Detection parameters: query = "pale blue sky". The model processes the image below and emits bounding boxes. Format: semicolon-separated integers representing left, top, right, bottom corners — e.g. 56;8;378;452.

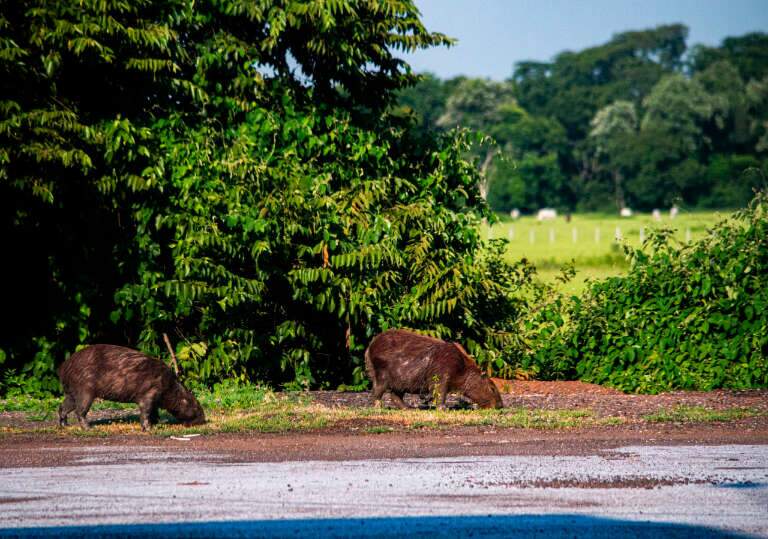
401;0;768;80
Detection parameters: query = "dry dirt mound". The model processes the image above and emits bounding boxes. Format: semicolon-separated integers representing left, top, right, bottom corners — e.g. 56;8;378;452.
492;379;623;395
309;387;768;419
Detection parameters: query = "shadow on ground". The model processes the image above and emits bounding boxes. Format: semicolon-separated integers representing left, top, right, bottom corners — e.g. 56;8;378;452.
0;514;753;538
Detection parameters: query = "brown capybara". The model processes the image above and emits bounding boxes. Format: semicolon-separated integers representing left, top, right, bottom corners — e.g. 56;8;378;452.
364;329;503;409
58;344;205;430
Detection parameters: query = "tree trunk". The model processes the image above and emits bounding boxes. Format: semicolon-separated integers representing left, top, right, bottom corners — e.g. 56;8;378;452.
613;169;625;212
478;148;495;200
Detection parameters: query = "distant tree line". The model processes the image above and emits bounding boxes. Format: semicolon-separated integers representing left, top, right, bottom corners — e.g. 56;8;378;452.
396;25;768;213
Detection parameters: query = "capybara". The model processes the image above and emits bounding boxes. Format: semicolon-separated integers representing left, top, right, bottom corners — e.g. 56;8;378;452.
58;344;205;430
364;329;503;409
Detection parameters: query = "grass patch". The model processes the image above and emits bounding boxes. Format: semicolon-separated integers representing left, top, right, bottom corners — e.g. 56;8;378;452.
0;395;61;413
152;404;619;436
0;382;276;415
8;393;621;436
4;382;761;438
643;406;761;423
0;394;136;414
485;210;721;295
195;380;280;410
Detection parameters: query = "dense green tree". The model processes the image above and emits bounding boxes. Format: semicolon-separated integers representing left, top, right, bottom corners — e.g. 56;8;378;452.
114;106;528;388
436;78;519;198
503;24;695;212
513;24;687;139
3;0;533;393
487;152;566;213
613;74;714;208
396;25;768;213
747;76;768;153
395;73;463;134
485;110;569;212
498;114;568;157
640;74;714;153
588;100;638;210
434;78;571;210
700;154;766;208
694;60;750;151
437;79;518;130
690;33;768;83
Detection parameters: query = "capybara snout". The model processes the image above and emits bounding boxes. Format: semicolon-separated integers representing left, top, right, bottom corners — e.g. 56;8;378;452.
58;344;205;430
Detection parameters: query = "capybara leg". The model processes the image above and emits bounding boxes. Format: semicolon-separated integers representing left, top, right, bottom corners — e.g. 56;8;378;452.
139;406;153;431
439;380;448;410
369;384;386;407
138;393;160;431
74;394;94;429
58;394;75;427
437;380;449;410
390;391;410;409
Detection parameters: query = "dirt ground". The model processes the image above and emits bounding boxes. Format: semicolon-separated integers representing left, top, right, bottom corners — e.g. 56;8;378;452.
1;383;766;468
313;381;768;418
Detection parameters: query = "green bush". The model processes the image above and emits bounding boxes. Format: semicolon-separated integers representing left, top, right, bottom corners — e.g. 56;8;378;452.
1;0;532;394
528;192;768;392
114;103;534;386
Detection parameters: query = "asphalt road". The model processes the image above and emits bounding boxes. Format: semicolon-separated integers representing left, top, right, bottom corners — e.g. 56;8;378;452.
0;444;766;538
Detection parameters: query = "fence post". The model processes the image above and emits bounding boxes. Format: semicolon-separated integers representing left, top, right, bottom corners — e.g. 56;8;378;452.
639;226;645;243
572;228;578;243
595;227;600;243
529;229;535;244
508;225;515;241
615;226;622;241
549;228;555;243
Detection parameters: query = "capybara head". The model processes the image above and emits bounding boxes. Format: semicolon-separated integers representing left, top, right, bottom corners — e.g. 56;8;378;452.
164;383;206;426
472;375;504;409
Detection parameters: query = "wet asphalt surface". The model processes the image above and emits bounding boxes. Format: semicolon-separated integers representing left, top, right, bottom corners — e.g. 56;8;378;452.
0;444;766;538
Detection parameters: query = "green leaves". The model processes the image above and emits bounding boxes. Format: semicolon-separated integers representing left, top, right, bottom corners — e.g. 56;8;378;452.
113;99;530;386
540;193;768;393
1;0;534;393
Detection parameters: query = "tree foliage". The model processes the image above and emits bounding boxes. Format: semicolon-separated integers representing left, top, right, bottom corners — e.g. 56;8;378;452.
2;0;531;394
587;100;637;210
520;193;768;393
115;105;530;388
399;26;768;213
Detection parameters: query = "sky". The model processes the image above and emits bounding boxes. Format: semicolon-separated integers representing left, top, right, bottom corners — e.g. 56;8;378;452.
400;0;768;80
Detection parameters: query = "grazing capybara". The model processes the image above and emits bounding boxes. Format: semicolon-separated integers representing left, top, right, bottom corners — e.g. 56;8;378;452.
58;344;205;430
365;329;503;409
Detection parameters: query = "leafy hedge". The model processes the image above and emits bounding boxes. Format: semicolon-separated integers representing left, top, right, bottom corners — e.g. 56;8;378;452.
4;0;532;395
112;102;532;388
524;192;768;393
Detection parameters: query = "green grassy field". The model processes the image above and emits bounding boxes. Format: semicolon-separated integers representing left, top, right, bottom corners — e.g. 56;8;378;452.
485;210;725;294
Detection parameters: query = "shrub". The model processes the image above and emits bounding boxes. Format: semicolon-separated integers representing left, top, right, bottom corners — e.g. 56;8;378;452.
113;102;534;387
1;0;533;394
530;192;768;392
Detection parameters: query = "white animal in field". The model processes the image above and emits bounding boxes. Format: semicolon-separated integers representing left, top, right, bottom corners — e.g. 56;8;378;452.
620;207;633;217
652;209;661;221
536;208;557;221
510;208;521;220
670;206;679;219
